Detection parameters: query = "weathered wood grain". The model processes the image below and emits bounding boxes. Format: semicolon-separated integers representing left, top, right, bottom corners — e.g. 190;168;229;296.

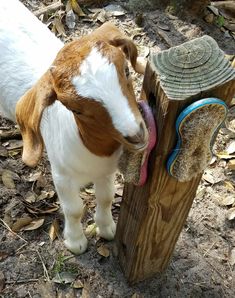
116;36;235;283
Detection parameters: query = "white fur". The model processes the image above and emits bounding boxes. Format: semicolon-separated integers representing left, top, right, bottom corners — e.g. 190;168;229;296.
72;47;139;137
0;0;136;254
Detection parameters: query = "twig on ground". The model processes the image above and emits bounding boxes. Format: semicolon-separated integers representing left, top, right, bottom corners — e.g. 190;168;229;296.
0;219;27;243
5;278;39;284
34;1;63;17
36;250;50;282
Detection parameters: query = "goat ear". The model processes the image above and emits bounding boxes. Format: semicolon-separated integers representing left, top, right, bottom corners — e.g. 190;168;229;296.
16;71;56;167
110;38;145;74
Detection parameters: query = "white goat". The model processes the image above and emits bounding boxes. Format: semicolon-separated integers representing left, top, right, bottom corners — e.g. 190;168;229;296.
0;0;148;254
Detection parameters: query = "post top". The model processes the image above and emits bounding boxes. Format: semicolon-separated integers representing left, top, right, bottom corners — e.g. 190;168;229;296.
151;35;235;100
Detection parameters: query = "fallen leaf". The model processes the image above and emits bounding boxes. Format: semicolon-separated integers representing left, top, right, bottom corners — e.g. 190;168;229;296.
85;223;97;237
6;140;23;150
85;187;94;195
0;251;8;262
49;219;60;242
217;195;235;206
37;190;55;201
96;9;107;23
1;169;16;189
53;17;66;37
66;9;76;29
0;145;8;157
81;284;90;298
228;159;235;170
70;0;86;16
27;171;42;182
216;152;235;159
229;248;235;266
224;180;235;190
157;21;170;31
0;271;5;293
73;279;84;289
36;175;47;188
12;217;33;232
53;272;77;284
104;4;126;17
3;212;13;229
25;191;37;203
97;245;110;257
227;207;235;220
23;218;45;231
204;13;214;23
202;172;215;184
226;141;235;154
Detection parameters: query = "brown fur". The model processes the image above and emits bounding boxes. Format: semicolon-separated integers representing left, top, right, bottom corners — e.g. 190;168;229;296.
16;22;148;167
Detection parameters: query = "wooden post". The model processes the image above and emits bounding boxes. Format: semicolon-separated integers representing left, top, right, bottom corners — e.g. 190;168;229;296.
116;36;235;283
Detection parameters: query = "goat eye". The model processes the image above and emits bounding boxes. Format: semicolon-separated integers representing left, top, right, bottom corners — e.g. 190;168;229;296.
125;66;130;77
72;110;81;115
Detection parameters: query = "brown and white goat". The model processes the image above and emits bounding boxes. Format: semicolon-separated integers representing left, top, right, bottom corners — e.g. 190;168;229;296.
0;0;148;254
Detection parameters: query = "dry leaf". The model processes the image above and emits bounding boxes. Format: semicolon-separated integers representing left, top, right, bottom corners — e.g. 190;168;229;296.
229;248;235;266
49;219;60;241
85;223;97;237
97;245;110;257
37;190;55;201
216;152;235;159
66;9;76;29
0;271;5;293
54;17;66;37
36;175;47;188
81;284;90;298
226;141;235;154
104;4;126;16
1;169;16;189
96;9;107;23
0;145;8;157
53;272;77;284
27;171;42;182
224;180;234;190
23;218;45;231
6;140;23;150
0;251;8;262
228;159;235;170
3;212;13;229
12;217;33;232
202;172;215;184
218;195;235;206
25;191;37;203
227;207;235;220
70;0;86;16
73;279;84;289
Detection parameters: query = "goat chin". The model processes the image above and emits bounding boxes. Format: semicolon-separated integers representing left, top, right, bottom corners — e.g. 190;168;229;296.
0;0;145;254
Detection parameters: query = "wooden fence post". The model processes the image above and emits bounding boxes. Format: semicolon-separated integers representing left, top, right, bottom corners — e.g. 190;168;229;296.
115;36;235;283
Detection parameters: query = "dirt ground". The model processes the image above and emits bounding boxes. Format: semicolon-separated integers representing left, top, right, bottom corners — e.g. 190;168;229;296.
0;1;235;297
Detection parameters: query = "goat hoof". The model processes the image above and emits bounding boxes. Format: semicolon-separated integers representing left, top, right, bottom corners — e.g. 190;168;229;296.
64;235;88;255
96;221;116;241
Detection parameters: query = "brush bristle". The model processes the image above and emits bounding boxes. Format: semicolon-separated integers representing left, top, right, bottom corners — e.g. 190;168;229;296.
171;104;226;181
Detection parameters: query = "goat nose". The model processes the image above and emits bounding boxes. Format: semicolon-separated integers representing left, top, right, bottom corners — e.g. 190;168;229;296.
125;122;146;145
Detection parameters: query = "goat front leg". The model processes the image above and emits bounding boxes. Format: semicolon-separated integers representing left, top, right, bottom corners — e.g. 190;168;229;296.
94;174;116;240
53;173;88;254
